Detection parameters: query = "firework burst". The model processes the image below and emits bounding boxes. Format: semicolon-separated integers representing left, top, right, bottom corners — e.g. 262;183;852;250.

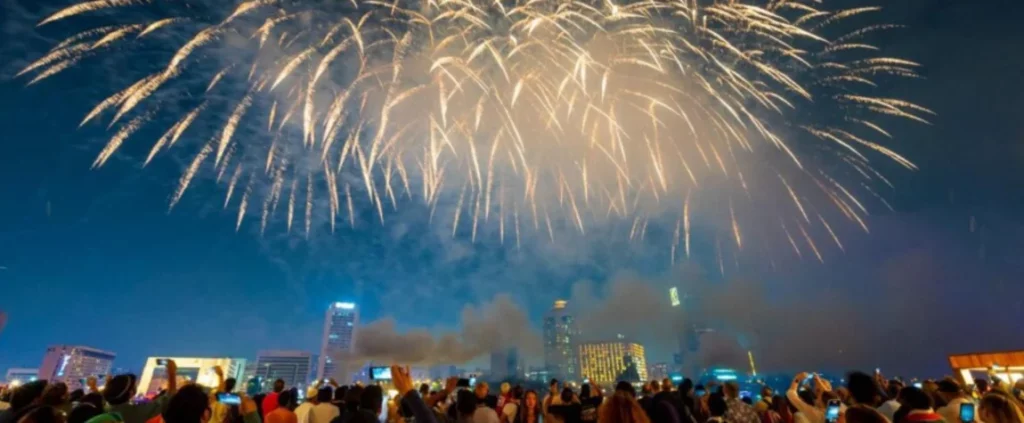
22;0;931;266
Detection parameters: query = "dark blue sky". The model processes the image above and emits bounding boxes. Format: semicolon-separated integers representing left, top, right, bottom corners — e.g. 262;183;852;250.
1;0;1023;378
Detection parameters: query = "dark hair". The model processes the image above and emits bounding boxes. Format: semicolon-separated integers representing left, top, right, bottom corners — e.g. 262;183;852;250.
418;384;430;396
580;384;592;399
41;382;69;407
457;390;478;416
615;381;636;398
708;393;727;417
975;379;989;392
12;380;49;410
103;375;136;406
680;379;694;395
511;385;524;400
68;389;85;404
847;372;879;406
79;393;104;409
741;397;753;405
273;379;286;393
900;387;933;411
457;379;471;388
163;385;210;423
845;405;889;423
885;382;901;400
14;405;63;423
549;379;559;387
361;385;384;414
317;387;333;403
344;386;364;411
335;386;348;402
560;387;573;403
68;402;103;423
277;389;295;407
224;378;237;393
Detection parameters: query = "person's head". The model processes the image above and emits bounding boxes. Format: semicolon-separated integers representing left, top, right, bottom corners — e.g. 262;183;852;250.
224;378;237;394
741;397;752;405
976;379;990;393
344;385;363;410
316;387;333;403
524;390;539;409
500;383;511;396
475;382;489;400
14;405;65;423
844;404;890;423
79;393;104;410
640;382;651;395
708;393;727;417
277;389;295;408
722;382;740;399
68;402;103;423
511;386;524;401
648;380;660;393
419;384;430;397
936;378;963;402
792;390;815;413
335;386;348;402
679;379;694;396
272;379;285;394
661;379;673;392
456;389;477;417
922;380;938;393
770;395;789;415
580;384;592;399
979;391;1024;423
40;382;68;407
68;389;85;404
760;386;773;399
549;379;559;391
885;382;901;402
456;379;470;389
103;375;136;406
163;385;211;423
694;385;705;397
900;387;933;411
560;387;573;403
598;392;650;423
360;385;383;415
12;380;50;410
616;381;637;398
846;371;880;406
304;388;319;403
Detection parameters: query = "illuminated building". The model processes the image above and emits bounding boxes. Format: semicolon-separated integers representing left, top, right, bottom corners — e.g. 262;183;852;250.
38;345;115;390
648;362;670;381
317;302;359;381
577;339;648;384
5;368;38;385
137;357;247;395
544;300;579;381
255;350;314;389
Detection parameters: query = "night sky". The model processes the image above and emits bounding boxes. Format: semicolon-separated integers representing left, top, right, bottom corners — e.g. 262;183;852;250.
1;0;1023;378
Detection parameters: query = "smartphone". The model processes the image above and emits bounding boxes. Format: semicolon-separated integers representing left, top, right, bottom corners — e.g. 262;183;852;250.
825;399;841;423
960;403;975;423
370;366;392;380
914;382;923;389
217;393;241;405
155;359;168;366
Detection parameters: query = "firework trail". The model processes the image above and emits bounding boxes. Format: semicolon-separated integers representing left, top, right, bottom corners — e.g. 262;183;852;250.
22;0;930;265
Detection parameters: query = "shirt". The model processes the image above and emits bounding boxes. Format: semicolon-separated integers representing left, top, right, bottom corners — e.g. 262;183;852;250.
878;400;901;422
266;408;299;423
108;394;172;423
937;397;971;423
295;402;315;423
724;398;759;423
310;402;340;423
263;392;281;415
501;402;518;423
473;407;501;423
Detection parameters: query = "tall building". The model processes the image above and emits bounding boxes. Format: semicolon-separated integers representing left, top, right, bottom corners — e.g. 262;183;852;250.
489;348;521;381
38;345;115;390
254;350;315;389
543;300;578;381
5;368;38;385
317;302;359;381
137;357;247;395
577;338;648;385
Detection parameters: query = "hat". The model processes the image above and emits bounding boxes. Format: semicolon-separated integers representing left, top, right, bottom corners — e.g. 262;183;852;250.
936;379;962;394
306;387;319;399
103;375;137;405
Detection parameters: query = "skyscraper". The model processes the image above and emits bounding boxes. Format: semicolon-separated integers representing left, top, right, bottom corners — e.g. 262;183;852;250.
255;350;314;389
489;348;521;381
543;300;578;381
38;345;115;390
577;338;648;384
317;302;359;381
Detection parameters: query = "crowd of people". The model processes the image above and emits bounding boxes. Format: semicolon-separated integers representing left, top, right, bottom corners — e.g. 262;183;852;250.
2;363;1024;423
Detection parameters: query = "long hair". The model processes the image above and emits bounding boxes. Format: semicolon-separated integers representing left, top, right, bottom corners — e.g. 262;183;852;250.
598;392;650;423
980;392;1024;423
517;390;540;423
